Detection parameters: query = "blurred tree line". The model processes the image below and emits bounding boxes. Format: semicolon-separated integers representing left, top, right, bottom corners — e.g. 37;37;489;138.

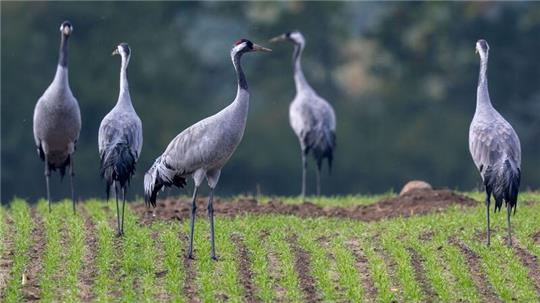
2;2;540;203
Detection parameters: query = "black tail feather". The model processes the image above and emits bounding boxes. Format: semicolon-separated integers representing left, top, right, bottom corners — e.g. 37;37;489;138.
307;129;336;175
484;159;520;213
144;159;186;208
100;143;137;200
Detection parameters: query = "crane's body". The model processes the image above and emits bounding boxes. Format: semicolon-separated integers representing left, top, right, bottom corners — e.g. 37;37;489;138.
144;39;270;260
33;21;81;213
99;43;142;235
469;39;521;246
271;31;336;198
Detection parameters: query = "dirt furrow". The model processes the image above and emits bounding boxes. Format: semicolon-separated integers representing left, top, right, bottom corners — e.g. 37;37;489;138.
316;236;341;295
407;247;436;301
0;216;15;298
288;234;320;303
20;208;45;301
181;233;199;303
371;235;403;301
346;238;377;301
152;229;169;302
78;208;98;302
231;233;259;303
511;237;540;297
260;230;287;302
448;237;502;303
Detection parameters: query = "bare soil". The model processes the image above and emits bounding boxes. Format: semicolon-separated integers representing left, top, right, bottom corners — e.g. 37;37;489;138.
511;237;540;297
407;247;436;301
448;237;502;303
181;233;199;303
21;209;45;301
133;189;477;224
288;234;320;303
231;233;258;303
78;208;98;302
0;216;15;298
345;238;377;301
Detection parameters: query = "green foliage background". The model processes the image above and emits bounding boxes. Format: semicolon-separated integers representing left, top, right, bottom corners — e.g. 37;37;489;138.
2;2;540;202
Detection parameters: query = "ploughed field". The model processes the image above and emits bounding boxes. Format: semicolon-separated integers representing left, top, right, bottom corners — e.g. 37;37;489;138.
1;190;540;302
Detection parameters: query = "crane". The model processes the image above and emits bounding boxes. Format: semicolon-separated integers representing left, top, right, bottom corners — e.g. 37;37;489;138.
33;21;81;213
98;43;143;236
469;39;521;246
144;39;271;259
270;31;336;198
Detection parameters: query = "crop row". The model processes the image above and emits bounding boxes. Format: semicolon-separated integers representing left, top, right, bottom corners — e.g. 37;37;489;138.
0;197;539;302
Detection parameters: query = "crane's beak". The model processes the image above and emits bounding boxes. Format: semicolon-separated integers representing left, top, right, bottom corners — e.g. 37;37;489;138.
112;49;119;56
252;43;272;52
269;34;287;43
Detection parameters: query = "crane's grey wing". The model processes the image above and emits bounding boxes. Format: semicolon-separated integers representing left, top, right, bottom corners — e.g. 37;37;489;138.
160;121;212;176
469;119;521;175
98;112;142;160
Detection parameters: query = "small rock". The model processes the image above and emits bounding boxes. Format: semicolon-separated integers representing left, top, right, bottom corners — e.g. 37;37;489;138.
399;180;432;196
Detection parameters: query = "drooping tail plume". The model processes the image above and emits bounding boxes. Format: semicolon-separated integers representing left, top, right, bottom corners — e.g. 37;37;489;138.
144;156;186;208
100;142;137;200
484;158;520;213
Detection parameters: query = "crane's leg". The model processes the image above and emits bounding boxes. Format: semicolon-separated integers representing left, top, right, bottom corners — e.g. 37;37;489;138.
115;182;121;236
207;189;217;260
188;186;199;259
69;155;76;214
507;206;512;246
44;156;52;213
301;150;307;199
485;191;491;246
121;187;127;236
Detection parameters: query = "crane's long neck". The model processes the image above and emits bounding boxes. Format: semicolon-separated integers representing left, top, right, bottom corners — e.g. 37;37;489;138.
476;54;492;111
117;54;132;107
232;50;248;91
54;33;70;85
292;42;310;93
231;49;250;123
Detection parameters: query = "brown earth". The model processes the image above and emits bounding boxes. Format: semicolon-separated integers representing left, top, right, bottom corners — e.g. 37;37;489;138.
511;237;540;297
448;237;502;303
133;189;477;224
288;234;320;303
231;233;258;303
345;238;377;301
78;208;98;302
407;247;436;301
20;209;45;301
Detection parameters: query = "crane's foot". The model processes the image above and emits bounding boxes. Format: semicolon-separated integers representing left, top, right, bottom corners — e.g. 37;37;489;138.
211;255;218;261
188;253;195;260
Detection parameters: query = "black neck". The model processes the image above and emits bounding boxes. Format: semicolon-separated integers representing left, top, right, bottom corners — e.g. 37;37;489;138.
58;33;69;67
233;51;248;90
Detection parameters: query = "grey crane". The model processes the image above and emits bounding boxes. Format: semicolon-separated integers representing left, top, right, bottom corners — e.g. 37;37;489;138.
469;39;521;246
144;39;271;260
270;31;336;198
98;43;143;236
33;21;81;213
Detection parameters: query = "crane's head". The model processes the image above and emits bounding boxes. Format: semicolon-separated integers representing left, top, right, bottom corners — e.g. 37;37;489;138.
60;21;73;36
475;39;489;59
112;43;131;57
232;39;272;55
269;31;305;45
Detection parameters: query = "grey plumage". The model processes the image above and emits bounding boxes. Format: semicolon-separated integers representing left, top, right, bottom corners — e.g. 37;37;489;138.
270;31;336;198
98;43;142;235
469;39;521;246
144;39;271;260
33;21;81;213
